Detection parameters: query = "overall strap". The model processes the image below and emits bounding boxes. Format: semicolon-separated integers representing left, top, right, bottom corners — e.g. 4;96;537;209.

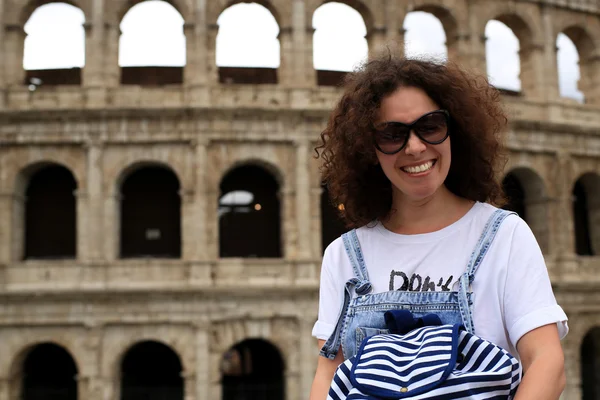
341;230;372;296
458;209;515;334
320;231;373;360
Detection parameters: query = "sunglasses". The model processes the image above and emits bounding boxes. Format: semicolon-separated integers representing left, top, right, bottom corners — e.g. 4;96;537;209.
373;109;450;155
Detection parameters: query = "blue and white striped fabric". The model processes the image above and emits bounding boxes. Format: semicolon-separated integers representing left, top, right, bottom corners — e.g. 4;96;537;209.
328;324;521;400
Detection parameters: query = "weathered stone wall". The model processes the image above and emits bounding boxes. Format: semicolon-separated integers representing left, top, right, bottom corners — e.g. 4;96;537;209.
0;0;599;399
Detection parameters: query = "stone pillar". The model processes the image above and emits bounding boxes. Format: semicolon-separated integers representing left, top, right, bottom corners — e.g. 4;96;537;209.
540;5;560;102
206;24;219;85
464;10;487;74
195;327;209;400
367;27;388;58
103;193;120;261
85;143;104;262
4;24;25;87
519;42;546;100
184;22;207;86
75;189;89;261
578;54;600;106
278;26;294;86
10;192;25;262
180;188;196;261
300;316;318;396
103;22;121;87
555;153;576;259
295;140;311;260
291;0;314;87
281;186;296;260
0;192;12;264
561;327;582;400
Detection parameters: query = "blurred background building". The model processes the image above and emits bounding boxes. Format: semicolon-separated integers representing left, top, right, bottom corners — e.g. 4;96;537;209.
0;0;598;399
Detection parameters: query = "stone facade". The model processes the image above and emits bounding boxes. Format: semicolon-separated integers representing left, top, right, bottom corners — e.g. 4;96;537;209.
0;0;599;399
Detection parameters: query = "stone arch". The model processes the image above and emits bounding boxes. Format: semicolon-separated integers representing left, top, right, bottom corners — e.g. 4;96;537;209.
221;338;285;400
403;5;454;61
573;172;600;256
560;25;600;104
119;340;184;400
218;162;282;258
312;1;368;84
581;327;600;399
115;160;183;193
219;158;286;190
502;167;550;253
209;318;297;400
19;0;88;26
12;161;79;261
117;162;181;258
116;0;190;24
8;341;80;400
408;3;462;49
209;0;284;28
308;0;374;33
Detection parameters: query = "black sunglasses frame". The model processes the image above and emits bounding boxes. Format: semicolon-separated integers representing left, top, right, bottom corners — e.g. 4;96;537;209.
373;109;451;155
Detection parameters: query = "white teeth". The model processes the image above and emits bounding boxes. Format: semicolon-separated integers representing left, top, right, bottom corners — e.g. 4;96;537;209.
402;161;434;174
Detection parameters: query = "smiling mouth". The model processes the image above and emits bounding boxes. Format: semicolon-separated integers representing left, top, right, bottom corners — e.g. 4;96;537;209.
401;160;436;174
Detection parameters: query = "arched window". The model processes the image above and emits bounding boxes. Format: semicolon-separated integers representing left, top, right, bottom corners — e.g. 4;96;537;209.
219;165;281;258
121;341;183;400
502;168;549;253
404;11;447;62
119;0;186;85
573;173;600;256
120;166;181;258
24;165;77;259
321;185;347;254
557;33;584;102
221;339;285;400
312;2;368;86
581;328;600;400
216;3;279;84
21;343;78;400
24;3;85;86
485;20;520;93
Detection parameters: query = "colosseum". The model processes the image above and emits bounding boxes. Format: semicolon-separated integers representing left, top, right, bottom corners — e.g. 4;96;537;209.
0;0;599;399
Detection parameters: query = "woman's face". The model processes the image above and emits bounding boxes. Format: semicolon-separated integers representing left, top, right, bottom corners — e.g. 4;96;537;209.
374;86;451;203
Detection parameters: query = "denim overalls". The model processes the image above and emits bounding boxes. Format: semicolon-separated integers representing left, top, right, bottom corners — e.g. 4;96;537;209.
320;209;514;360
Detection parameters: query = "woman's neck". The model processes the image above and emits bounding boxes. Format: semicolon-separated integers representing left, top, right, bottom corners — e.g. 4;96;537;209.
382;186;474;235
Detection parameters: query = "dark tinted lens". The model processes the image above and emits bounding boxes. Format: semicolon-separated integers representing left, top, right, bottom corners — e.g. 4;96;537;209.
374;124;409;153
414;112;448;143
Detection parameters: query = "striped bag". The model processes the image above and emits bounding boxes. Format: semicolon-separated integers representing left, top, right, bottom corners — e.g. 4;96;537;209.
328;323;521;400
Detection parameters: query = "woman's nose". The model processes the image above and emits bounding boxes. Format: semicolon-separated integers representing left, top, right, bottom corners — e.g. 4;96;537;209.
404;131;427;155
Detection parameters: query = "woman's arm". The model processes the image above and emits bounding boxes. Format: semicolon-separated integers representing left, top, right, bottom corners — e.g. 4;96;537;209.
513;324;566;400
309;340;344;400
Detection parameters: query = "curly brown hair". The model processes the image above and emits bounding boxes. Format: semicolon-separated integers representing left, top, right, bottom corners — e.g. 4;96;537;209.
316;54;508;228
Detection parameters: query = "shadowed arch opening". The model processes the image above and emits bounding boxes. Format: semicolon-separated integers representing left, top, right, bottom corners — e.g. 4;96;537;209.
321;184;347;254
502;168;549;253
216;3;280;84
20;164;77;260
119;0;186;85
404;10;448;62
120;165;181;258
24;2;85;86
221;339;285;400
219;164;281;257
573;173;600;256
19;343;78;400
120;341;183;400
312;2;368;86
582;327;600;400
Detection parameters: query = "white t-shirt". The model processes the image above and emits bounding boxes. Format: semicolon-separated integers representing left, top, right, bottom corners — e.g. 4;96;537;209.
312;202;568;358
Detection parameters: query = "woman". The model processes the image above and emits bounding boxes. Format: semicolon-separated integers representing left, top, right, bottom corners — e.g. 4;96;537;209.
309;55;568;399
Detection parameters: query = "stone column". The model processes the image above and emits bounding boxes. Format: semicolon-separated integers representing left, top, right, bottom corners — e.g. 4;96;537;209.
103;192;120;261
295;140;311;260
464;9;487;74
187;142;209;266
291;0;314;87
103;22;121;87
519;42;546;100
540;5;560;102
4;24;25;87
300;316;318;396
281;186;296;260
194;327;209;400
206;24;219;85
85;142;104;262
75;189;89;261
0;192;13;264
367;26;388;58
278;26;294;86
578;54;600;106
180;188;196;262
561;326;582;400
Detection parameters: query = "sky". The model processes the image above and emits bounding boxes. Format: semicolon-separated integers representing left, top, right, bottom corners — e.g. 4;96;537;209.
23;1;582;101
